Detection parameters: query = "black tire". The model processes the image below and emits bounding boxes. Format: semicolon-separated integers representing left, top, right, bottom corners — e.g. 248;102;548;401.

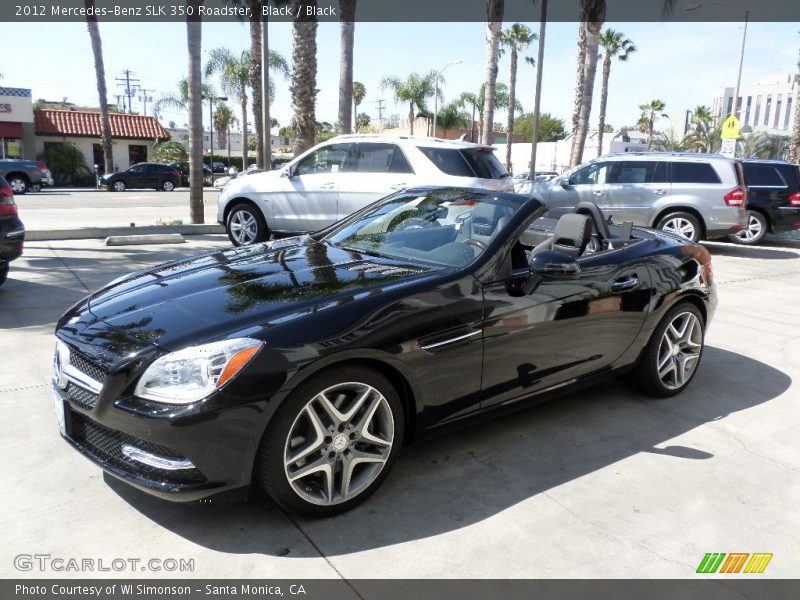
226;202;268;246
656;211;702;243
255;365;404;517
162;180;176;192
8;175;28;195
729;210;767;245
112;180;126;192
30;183;42;193
629;302;705;398
0;262;8;286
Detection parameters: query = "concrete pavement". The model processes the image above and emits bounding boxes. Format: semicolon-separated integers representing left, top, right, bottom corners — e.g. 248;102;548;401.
1;236;799;578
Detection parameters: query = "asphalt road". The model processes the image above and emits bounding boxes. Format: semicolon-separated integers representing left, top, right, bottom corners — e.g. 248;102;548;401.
1;236;799;579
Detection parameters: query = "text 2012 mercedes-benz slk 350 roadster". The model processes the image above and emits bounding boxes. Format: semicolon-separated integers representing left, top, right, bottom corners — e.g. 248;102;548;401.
53;186;716;516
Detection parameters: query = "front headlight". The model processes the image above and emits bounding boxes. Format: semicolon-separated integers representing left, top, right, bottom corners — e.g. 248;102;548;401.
134;338;263;404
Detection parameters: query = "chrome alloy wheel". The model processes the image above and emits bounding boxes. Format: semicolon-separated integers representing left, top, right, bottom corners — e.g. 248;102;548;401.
661;217;696;241
657;312;703;390
284;382;395;506
229;209;259;244
735;212;764;243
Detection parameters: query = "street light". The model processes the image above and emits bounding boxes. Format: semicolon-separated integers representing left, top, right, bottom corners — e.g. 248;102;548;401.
207;95;229;173
432;60;462;138
686;2;748;123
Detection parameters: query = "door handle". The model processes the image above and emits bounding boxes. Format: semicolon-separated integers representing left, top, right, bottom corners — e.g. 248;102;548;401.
653;189;667;195
611;275;639;292
320;182;335;190
593;190;604;196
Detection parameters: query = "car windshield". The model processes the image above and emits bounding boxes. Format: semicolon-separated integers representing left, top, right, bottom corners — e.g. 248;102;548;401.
324;188;522;268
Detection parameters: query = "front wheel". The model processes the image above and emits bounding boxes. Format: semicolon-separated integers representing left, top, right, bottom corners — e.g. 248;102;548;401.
255;366;404;517
729;210;767;245
162;180;175;192
226;203;268;246
8;176;28;195
629;303;705;397
657;212;701;243
113;181;126;192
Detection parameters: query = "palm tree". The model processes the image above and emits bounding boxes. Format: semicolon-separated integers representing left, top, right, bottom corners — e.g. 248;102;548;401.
213;103;236;151
435;102;469;138
500;23;537;171
84;0;113;174
338;0;357;133
787;43;800;162
186;0;204;224
459;83;517;143
205;49;252;167
352;81;366;131
380;72;439;135
638;99;668;150
481;0;505;144
291;0;319;154
596;29;635;157
153;78;215;119
249;6;264;168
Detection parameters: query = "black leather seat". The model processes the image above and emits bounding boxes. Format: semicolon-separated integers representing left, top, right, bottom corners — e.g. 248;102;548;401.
529;213;592;258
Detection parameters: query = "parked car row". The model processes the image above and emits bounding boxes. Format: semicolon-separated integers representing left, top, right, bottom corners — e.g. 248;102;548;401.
0;159;53;194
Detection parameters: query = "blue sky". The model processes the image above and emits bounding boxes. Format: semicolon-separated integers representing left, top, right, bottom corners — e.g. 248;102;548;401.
2;20;797;134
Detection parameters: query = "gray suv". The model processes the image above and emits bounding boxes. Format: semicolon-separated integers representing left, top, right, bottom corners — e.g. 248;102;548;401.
523;153;747;242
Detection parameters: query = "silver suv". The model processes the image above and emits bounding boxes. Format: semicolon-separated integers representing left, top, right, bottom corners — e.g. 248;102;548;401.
217;134;513;245
520;153;747;242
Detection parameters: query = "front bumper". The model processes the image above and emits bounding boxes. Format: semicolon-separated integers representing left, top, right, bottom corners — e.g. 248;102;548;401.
0;216;25;262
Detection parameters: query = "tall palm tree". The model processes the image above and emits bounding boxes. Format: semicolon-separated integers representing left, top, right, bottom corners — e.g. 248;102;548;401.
380;72;439;135
638;99;668;150
458;83;516;144
500;23;537;171
205;49;253;167
84;0;113;174
787;44;800;163
290;0;318;154
596;29;635;157
249;5;265;168
458;91;481;142
153;77;216;118
352;81;366;131
481;0;504;144
186;0;204;224
338;0;357;134
213;103;236;151
435;102;469;138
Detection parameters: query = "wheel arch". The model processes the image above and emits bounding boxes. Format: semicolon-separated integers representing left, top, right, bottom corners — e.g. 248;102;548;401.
651;206;707;238
5;171;30;185
223;196;265;225
672;291;708;326
746;205;772;232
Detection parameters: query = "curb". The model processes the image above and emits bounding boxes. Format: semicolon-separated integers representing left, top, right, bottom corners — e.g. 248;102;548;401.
25;224;225;241
105;233;186;246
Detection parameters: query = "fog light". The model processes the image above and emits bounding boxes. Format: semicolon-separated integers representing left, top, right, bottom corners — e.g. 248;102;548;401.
121;444;195;470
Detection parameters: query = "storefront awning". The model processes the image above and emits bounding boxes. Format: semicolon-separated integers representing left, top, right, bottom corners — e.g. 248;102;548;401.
0;122;23;138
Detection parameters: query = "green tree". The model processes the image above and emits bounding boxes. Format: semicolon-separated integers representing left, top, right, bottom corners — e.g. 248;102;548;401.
435;102;469;137
355;112;371;131
458;82;517;143
291;0;319;154
204;48;252;167
37;143;89;185
352;81;366;130
213;103;237;150
514;112;567;143
500;23;537;170
789;38;800;162
151;140;189;162
380;71;440;135
596;28;635;157
638;99;668;150
84;0;113;174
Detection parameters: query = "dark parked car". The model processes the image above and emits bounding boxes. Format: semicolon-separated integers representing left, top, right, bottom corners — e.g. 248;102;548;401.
53;187;715;516
169;161;213;187
212;161;227;174
730;159;800;245
0;175;25;286
100;163;181;192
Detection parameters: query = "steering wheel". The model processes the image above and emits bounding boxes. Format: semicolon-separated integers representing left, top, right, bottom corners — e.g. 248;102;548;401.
464;239;487;251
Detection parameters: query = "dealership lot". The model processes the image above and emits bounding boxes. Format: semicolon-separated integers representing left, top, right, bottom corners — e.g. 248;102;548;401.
1;235;798;578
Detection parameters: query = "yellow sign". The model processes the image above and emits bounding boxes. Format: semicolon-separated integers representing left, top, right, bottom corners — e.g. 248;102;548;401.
721;115;741;139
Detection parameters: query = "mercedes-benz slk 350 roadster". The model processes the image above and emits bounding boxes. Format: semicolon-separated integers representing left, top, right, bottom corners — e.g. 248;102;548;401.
53;186;716;516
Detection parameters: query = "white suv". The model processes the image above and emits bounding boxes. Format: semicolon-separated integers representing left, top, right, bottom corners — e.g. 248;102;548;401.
217;134;513;245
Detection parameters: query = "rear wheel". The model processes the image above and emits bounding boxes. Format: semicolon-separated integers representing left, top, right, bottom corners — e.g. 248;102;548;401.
162;180;175;192
729;210;767;245
657;212;701;243
113;180;126;192
8;176;28;195
226;203;268;246
255;366;403;517
630;303;705;397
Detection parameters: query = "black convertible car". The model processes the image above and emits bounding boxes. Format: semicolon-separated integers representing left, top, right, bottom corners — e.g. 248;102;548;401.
53;187;716;516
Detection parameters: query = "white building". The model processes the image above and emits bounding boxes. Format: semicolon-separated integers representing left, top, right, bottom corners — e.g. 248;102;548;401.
166;127;291;154
713;74;797;135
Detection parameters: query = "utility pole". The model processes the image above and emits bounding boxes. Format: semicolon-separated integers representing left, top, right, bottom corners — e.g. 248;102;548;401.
115;69;140;113
529;0;548;178
375;99;385;130
138;87;155;116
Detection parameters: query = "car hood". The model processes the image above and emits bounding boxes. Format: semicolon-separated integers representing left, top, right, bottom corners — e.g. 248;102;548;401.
87;236;440;351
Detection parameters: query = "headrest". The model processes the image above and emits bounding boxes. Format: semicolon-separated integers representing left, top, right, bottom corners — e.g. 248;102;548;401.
552;213;592;256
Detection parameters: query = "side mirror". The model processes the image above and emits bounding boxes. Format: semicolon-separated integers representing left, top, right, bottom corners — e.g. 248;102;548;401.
281;165;293;179
557;177;570;188
529;250;581;276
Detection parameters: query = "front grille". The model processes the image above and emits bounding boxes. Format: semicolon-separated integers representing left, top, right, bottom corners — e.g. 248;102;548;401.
69;351;105;384
65;382;98;410
69;411;205;485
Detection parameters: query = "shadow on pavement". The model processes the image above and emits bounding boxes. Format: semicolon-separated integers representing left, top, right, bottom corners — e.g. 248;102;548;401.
704;242;799;260
108;345;791;558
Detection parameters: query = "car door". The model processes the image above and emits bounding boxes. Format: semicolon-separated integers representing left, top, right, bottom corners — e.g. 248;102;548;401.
125;164;147;188
269;142;356;232
479;246;651;408
334;142;415;221
602;160;670;225
545;161;610;218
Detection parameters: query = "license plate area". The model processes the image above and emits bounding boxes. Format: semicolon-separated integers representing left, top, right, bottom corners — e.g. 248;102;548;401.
53;389;67;436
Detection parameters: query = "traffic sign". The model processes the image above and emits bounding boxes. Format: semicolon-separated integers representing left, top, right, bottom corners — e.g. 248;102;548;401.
721;116;741;140
720;138;736;158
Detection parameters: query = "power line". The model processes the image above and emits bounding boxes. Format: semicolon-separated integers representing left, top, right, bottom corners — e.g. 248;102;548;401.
115;69;140;113
375;98;385;130
137;87;155;116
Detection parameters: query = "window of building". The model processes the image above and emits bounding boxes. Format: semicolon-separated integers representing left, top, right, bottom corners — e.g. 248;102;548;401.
753;95;762;125
744;96;752;126
128;145;147;165
726;96;733;116
764;95;772;126
784;96;793;130
774;94;783;129
1;138;22;159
